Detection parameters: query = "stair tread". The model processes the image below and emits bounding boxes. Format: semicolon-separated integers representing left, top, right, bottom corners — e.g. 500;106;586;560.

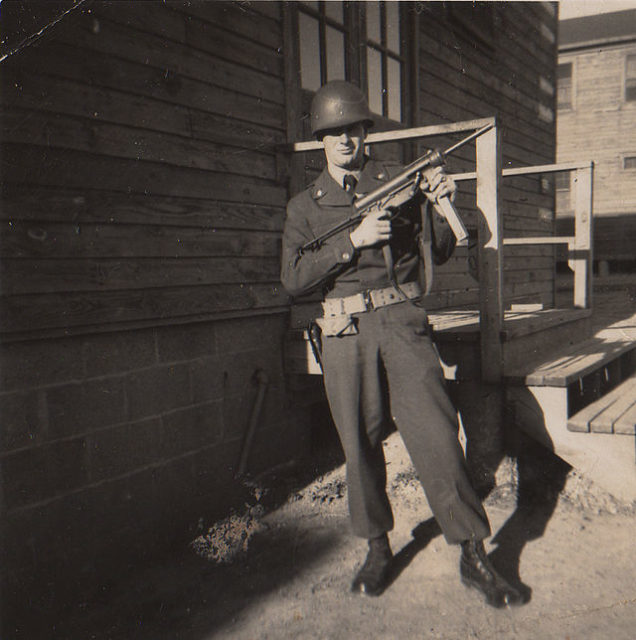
504;337;636;387
568;374;636;434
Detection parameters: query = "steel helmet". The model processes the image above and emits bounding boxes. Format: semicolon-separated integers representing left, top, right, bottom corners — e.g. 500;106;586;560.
310;80;374;137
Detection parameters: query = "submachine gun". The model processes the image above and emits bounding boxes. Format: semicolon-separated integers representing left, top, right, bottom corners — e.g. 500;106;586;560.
299;123;493;255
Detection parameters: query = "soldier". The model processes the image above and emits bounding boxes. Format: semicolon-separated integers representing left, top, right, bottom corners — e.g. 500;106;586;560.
281;80;521;607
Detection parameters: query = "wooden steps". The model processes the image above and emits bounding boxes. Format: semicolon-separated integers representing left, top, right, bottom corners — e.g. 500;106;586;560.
506;338;636;502
568;374;636;435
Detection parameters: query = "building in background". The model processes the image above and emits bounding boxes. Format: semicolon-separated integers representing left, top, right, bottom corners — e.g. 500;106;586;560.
556;9;636;273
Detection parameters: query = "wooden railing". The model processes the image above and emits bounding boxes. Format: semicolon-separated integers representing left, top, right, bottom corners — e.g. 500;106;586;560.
290;117;594;384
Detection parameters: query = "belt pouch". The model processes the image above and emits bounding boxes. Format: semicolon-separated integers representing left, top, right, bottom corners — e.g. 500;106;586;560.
315;314;359;337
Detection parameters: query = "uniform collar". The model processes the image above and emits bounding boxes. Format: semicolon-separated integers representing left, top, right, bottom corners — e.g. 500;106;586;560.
310;158;391;206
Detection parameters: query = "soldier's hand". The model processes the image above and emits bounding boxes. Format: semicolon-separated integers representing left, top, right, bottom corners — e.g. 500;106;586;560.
420;167;457;204
349;209;392;249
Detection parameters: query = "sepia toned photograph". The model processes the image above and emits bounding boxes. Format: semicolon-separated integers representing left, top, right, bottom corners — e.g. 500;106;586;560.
1;1;635;638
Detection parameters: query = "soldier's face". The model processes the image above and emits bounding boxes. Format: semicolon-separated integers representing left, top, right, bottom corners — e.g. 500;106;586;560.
322;122;366;170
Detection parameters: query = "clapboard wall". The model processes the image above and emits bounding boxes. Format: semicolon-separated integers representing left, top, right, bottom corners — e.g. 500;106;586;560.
415;2;558;309
0;1;305;629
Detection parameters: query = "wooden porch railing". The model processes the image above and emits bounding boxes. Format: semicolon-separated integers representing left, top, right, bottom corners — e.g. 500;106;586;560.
290;117;594;384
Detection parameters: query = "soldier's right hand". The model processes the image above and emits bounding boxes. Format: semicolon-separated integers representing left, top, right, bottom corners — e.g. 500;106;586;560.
349;209;392;249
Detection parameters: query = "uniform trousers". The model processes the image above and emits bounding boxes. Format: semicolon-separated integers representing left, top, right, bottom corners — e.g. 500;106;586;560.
321;302;491;545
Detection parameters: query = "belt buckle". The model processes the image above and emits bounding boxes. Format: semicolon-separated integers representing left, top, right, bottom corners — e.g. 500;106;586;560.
362;289;374;311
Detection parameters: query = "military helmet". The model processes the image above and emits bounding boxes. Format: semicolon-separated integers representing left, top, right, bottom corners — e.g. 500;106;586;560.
310;80;374;137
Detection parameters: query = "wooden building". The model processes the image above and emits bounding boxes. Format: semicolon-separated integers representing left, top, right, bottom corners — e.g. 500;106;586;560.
556;9;636;271
0;1;560;631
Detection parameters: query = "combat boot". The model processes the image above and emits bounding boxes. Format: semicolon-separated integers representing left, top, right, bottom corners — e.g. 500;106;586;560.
460;539;523;608
351;533;392;596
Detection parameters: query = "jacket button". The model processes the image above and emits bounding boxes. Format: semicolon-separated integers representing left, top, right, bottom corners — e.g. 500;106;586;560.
377;173;386;180
315;189;323;197
342;252;351;261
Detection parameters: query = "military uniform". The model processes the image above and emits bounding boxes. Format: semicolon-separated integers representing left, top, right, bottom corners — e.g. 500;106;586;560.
281;158;491;545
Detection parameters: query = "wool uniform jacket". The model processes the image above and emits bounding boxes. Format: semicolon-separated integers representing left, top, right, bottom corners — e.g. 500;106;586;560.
280;157;456;300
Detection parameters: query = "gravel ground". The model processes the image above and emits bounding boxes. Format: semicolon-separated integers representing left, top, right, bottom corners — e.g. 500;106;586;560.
54;276;636;639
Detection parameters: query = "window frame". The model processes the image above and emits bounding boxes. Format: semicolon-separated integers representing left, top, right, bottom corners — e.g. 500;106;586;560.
624;53;636;103
297;1;350;89
622;154;636;170
362;1;406;121
557;60;574;111
291;1;413;128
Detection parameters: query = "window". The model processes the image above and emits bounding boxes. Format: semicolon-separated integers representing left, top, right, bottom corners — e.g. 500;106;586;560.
296;1;406;123
557;62;573;110
365;1;404;121
555;172;571;191
626;55;636;102
298;1;347;91
624;156;636;169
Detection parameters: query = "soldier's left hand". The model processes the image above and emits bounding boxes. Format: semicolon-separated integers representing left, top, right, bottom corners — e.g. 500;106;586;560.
420;167;457;203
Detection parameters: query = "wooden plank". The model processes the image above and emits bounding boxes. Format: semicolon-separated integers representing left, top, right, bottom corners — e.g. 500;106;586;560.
1;222;280;259
12;42;286;130
0;283;291;334
165;1;281;50
1;145;287;206
591;377;636;434
182;8;283;76
568;376;636;434
513;340;636;387
0;187;284;231
292;118;495;152
417;30;555;143
56;9;285;104
572;166;593;309
91;1;188;43
0;256;281;294
502;308;591;340
504;237;573;246
0;306;290;344
1;108;278;180
615;403;636;436
1;70;192;139
476;123;504;383
1;68;285;150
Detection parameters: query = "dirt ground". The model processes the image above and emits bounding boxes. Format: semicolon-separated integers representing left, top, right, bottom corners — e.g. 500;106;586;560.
55;276;636;639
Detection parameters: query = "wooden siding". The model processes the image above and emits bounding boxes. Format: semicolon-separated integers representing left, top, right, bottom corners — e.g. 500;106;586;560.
0;1;288;340
416;2;558;309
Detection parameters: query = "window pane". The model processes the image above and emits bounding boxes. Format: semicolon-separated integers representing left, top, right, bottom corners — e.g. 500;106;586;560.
625;156;636;169
386;1;400;52
626;56;636;101
555;172;570;190
387;56;401;121
326;26;345;81
299;12;321;91
300;1;319;10
367;47;383;116
557;81;572;109
325;1;343;24
366;1;381;43
557;64;572;109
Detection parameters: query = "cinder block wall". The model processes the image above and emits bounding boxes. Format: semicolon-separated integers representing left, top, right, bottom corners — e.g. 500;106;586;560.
1;314;302;625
